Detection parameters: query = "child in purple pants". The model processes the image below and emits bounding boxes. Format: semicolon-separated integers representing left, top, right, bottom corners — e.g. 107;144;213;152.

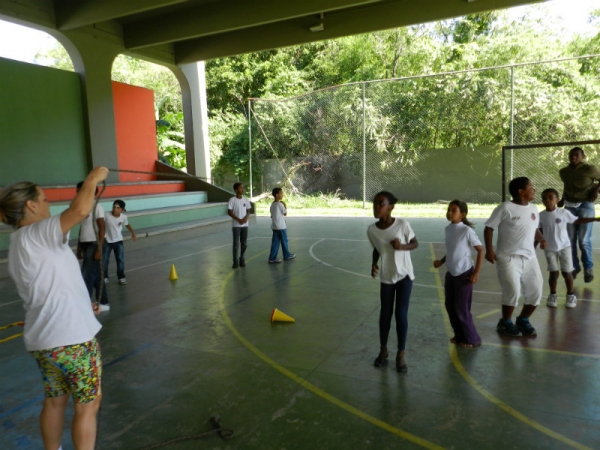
434;200;484;348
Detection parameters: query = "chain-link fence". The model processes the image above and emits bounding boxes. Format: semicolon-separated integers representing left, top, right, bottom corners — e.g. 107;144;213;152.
504;141;600;202
249;55;600;204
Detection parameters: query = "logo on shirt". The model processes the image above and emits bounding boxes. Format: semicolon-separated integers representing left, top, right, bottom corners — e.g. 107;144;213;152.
118;222;123;226
531;213;536;221
555;218;562;224
511;216;520;221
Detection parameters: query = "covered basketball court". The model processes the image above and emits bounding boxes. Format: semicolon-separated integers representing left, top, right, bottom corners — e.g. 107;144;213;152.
1;215;599;449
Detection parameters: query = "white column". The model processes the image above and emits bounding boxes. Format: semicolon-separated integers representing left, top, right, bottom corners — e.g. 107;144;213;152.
179;61;211;181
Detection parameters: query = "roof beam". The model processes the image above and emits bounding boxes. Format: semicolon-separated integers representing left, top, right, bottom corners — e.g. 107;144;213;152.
124;0;384;49
55;0;187;30
174;0;545;63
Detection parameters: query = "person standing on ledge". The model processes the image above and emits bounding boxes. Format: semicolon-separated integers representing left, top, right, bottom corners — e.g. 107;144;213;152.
558;147;600;283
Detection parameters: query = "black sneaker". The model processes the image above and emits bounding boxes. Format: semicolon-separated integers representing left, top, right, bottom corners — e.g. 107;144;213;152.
496;319;522;337
572;268;581;279
515;316;537;336
584;269;594;283
232;261;239;269
239;258;246;267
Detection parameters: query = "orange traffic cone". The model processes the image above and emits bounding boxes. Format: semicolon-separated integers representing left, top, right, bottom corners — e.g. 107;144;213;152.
169;264;179;280
270;308;295;323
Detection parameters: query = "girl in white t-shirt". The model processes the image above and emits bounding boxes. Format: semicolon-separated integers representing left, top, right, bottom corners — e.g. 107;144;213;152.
367;191;418;373
433;200;484;348
0;167;108;450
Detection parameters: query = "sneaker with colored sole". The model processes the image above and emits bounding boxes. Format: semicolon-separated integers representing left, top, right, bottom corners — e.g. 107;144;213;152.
496;319;522;337
515;316;537;336
546;294;558;308
566;294;577;309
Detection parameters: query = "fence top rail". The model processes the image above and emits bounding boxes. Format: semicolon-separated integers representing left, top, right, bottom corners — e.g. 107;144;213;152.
502;139;600;151
248;53;600;104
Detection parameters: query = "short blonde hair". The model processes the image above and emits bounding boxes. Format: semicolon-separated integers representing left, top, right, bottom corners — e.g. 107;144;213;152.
0;182;39;228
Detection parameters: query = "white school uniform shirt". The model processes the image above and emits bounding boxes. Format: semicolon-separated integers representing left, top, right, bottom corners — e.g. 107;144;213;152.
367;218;415;284
228;196;251;228
270;202;287;230
539;208;578;252
79;203;105;243
104;212;128;243
8;215;102;351
444;222;482;276
484;201;539;260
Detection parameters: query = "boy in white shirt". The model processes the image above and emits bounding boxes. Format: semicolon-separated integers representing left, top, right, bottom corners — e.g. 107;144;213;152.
228;182;252;269
268;187;295;263
76;181;109;311
484;177;547;337
103;199;136;285
539;188;600;309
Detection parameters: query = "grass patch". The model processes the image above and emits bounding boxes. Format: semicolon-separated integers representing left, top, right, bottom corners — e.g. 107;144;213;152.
253;193;498;218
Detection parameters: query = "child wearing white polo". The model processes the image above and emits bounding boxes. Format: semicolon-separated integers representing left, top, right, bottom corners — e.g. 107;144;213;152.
484;177;547;337
539;188;600;309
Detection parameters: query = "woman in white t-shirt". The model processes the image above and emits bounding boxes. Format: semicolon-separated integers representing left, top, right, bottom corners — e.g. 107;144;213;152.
0;167;108;450
367;191;418;374
433;200;484;348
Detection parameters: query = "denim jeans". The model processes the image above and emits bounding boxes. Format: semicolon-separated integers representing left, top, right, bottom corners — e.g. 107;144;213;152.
232;227;248;262
566;201;595;270
80;242;108;304
103;241;125;280
269;229;292;260
379;276;413;351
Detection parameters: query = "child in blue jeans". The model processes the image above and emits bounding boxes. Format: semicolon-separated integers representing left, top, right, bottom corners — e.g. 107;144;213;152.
268;188;295;263
103;200;136;285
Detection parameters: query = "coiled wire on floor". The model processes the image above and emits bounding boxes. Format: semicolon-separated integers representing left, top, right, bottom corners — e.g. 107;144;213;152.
136;416;235;449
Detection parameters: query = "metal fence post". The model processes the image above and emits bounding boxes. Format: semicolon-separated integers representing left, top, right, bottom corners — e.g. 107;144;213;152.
510;66;515;182
248;99;252;197
362;82;366;209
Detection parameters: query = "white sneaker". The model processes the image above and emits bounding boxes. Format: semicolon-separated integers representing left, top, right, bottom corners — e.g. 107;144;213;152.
104;278;109;283
566;294;577;309
99;304;110;312
546;293;558;308
119;278;127;285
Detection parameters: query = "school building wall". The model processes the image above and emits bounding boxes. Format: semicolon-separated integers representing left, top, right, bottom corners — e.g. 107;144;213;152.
0;56;87;186
112;81;157;183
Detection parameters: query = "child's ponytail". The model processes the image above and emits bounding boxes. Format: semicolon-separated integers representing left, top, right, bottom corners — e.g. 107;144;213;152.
449;200;475;228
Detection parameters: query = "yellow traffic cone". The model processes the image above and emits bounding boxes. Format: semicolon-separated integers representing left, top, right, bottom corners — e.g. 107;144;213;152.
270;308;295;323
169;264;179;280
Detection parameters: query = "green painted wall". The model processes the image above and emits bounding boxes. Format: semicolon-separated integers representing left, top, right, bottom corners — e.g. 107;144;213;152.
0;57;87;186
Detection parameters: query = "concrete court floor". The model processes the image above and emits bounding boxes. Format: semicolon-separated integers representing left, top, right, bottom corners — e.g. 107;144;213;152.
1;215;599;450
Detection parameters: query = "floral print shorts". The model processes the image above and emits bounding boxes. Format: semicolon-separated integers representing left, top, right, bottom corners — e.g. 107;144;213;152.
30;338;102;403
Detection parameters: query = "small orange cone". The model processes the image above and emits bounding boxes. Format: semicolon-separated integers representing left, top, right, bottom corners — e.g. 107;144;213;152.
169;264;179;280
270;308;295;323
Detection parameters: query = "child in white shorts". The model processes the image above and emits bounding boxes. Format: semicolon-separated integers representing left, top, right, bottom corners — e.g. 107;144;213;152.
484;177;547;337
539;188;600;309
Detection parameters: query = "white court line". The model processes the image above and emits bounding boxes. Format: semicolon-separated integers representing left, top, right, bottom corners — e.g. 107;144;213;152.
307;238;600;302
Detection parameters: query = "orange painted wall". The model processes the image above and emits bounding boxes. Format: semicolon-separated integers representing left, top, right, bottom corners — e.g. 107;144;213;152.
112;81;157;182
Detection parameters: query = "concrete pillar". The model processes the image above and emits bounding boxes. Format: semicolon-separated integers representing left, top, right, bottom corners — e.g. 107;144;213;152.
178;62;211;181
50;29;121;182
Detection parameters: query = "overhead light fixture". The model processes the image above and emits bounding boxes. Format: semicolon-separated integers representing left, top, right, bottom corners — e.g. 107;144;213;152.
310;12;325;32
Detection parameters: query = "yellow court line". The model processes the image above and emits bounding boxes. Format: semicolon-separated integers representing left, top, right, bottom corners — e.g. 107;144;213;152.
429;244;591;450
475;309;501;319
219;253;445;450
482;342;600;359
0;333;23;344
0;321;24;331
